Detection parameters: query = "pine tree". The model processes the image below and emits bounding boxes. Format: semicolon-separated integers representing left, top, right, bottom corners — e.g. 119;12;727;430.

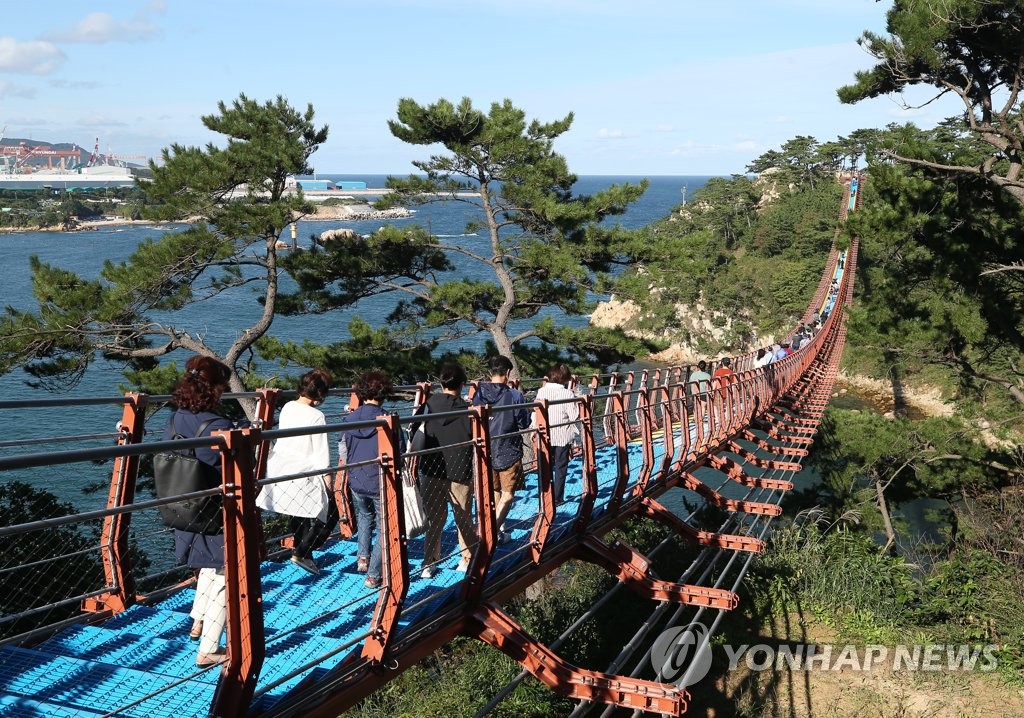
0;94;327;414
278;97;653;378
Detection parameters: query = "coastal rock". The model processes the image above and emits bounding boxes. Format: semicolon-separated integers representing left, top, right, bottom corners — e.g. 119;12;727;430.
307;204;412;222
836;371;954;418
318;228;357;243
590;292;777;362
590;297;642;332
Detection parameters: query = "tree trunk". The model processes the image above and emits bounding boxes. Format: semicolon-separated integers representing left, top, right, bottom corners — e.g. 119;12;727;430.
873;469;897;553
480;180;521;380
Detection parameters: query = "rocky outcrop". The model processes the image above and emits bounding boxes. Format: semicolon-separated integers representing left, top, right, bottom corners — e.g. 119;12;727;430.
318;228;358;243
591;294;778;363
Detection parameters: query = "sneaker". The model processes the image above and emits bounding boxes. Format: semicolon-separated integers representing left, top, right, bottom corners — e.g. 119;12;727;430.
291;555;319;575
356;556;369;573
455;559;470;572
364;576;382;589
420;564;437;579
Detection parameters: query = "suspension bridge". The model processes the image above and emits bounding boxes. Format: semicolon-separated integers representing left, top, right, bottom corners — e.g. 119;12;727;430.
0;177;863;717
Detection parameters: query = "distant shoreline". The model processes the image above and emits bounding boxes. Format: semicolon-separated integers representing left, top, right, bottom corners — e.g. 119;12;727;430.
0;202;412;234
0;217;160;234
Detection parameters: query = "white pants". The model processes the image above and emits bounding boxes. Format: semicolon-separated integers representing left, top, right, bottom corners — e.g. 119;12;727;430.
190;567;226;655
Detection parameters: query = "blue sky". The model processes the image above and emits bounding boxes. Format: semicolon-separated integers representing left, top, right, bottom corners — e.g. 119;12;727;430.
0;1;961;176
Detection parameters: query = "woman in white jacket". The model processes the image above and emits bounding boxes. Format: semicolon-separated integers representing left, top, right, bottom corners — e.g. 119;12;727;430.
257;369;336;574
534;364;581;504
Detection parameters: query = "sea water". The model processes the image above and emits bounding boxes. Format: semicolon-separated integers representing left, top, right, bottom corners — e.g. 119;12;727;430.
0;175;710;504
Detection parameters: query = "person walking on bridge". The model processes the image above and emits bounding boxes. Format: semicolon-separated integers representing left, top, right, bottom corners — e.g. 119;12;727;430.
713;357;735;380
340;371;394;589
473;356;530;545
257;369;336;575
165;355;234;668
418;363;476;574
533;363;581;505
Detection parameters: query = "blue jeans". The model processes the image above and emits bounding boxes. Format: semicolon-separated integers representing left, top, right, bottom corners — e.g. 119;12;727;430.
352;490;383;580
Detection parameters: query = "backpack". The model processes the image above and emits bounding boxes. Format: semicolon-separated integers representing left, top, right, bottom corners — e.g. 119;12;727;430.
409;402;435;454
153;414;224;534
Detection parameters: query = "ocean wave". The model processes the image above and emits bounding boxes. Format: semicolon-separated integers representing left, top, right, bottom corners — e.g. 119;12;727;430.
435;232;480;238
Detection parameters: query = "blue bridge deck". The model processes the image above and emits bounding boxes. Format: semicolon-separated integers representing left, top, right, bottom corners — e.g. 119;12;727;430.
0;422;800;717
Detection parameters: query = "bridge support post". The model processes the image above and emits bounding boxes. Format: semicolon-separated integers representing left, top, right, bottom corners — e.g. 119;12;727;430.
211;427;266;716
574;535;739;609
607;392;632;512
84;392;147;615
632;388;656;494
573;396;599;536
462;405;496;604
635;497;765;553
529;401;554;563
362;414;409;663
466;602;689;716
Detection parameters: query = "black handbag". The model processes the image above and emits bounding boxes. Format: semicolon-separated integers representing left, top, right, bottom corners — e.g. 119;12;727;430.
153;414;224;534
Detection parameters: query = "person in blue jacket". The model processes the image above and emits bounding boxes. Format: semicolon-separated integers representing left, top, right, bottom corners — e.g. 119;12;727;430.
472;356;530;544
166;355;234;667
340;370;393;589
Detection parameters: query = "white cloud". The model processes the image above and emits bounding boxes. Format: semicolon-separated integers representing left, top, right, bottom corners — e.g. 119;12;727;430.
43;10;160;44
0;37;64;74
596;128;626;139
0;81;36;99
655;124;674;133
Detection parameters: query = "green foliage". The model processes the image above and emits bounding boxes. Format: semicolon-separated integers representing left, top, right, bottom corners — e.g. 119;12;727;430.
749;514;917;634
277;97;652;378
0;94;327;406
613;169;841;349
913;550;1020;643
0;481;104;638
843;132;1024;427
839;0;1024;202
257;317;438;386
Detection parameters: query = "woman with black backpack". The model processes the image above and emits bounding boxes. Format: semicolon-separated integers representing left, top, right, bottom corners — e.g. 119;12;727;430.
164;355;233;667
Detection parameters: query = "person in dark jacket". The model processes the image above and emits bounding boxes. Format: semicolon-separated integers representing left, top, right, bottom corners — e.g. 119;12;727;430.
418;364;475;575
472;356;530;545
167;355;234;667
340;370;392;589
